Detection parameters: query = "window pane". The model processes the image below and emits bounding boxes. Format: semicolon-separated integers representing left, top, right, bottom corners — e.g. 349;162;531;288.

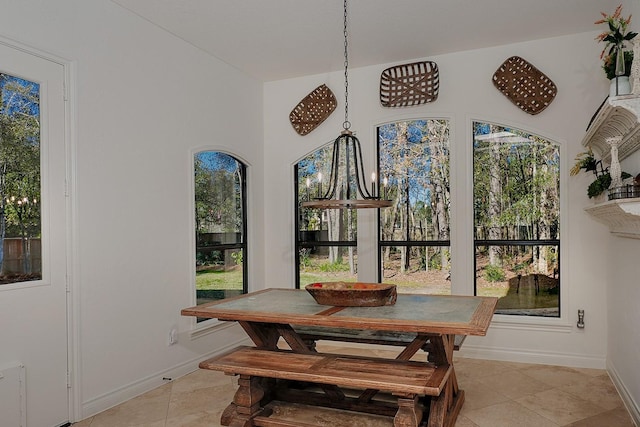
473;122;560;317
296;141;358;288
194;151;246;315
298;208;357;242
299;248;358;287
297;142;357;239
473;123;560;240
379;119;450;242
378;119;450;295
475;244;559;316
381;245;451;295
0;73;41;285
196;249;244;305
195;152;244;237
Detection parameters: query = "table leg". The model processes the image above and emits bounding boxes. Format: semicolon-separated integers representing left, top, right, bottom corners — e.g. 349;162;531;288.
238;321;280;349
426;334;463;427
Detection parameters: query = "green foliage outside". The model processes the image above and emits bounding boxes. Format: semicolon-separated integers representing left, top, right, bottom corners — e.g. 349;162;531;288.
231;250;242;265
317;259;350;272
194;152;243;234
484;264;506;282
0;73;42;280
299;248;311;268
196;250;223;267
473;123;560;241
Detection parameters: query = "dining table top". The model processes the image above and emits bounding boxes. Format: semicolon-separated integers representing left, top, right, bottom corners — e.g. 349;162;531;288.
181;288;498;336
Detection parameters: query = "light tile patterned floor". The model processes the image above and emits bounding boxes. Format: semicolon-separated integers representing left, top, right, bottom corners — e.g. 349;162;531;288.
73;346;636;427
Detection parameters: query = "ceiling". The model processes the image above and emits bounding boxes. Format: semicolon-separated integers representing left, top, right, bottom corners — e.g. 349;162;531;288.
111;0;619;82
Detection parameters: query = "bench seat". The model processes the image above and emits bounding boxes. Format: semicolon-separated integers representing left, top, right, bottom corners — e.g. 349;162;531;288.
200;345;451;396
293;326;466;352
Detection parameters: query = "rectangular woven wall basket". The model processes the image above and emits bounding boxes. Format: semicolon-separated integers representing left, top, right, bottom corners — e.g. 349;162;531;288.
380;61;439;107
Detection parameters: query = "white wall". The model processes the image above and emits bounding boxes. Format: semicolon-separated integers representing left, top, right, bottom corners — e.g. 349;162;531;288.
264;33;614;367
607;237;640;422
0;0;264;423
605;4;640;424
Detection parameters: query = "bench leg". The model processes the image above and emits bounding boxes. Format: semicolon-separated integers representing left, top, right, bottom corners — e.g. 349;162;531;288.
226;375;264;427
394;394;422;427
221;403;237;425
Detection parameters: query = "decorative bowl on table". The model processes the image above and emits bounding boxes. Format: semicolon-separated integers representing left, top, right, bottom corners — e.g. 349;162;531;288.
305;282;397;307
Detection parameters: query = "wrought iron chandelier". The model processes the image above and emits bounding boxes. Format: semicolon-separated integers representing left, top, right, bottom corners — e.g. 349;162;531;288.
302;0;391;209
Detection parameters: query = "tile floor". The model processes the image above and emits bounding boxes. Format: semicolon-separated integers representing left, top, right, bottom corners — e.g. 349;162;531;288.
72;345;636;427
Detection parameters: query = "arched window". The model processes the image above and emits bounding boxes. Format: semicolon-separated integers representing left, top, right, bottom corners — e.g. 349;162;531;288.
377;119;451;294
473;122;560;317
193;151;247;317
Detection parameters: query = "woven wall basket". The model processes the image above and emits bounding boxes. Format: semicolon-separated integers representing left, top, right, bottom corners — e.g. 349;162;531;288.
289;84;337;136
380;61;439;107
492;56;557;115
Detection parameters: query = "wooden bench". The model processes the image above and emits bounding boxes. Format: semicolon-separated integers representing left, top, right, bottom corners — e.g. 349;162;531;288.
200;345;451;427
293;326;466;355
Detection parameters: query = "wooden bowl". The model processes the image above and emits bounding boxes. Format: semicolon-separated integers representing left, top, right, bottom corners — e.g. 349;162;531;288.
305;282;397;307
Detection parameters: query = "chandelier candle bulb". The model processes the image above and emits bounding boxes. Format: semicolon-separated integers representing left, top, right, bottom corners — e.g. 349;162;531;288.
317;173;322;198
371;172;376;197
306;177;310;201
383;177;388;199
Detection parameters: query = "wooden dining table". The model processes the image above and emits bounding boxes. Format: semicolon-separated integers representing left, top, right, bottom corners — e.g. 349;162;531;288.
181;288;497;427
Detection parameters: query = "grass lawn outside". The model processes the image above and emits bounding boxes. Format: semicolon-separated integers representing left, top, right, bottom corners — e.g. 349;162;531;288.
196;267;243;290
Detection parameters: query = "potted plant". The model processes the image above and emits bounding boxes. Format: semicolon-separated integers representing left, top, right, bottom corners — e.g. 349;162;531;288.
571;149;632;199
595;4;637;95
603;50;633;80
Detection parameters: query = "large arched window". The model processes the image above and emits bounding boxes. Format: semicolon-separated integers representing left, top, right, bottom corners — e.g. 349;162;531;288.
193;151;247;317
377;119;451;294
473;122;560;317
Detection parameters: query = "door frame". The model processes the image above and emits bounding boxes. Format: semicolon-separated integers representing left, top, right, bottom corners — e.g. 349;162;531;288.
0;35;79;424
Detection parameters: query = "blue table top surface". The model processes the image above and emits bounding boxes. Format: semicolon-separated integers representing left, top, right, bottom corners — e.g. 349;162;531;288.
208;288;480;324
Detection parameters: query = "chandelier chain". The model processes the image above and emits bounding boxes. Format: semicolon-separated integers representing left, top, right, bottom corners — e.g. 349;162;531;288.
343;0;350;130
300;0;392;210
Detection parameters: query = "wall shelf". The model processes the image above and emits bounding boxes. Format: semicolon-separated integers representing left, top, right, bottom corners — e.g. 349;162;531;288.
581;94;640;164
584;198;640;239
582;94;640;238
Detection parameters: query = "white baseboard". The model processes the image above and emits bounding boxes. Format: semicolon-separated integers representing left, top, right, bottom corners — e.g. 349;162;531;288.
608;360;640;427
80;337;247;421
458;344;607;369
